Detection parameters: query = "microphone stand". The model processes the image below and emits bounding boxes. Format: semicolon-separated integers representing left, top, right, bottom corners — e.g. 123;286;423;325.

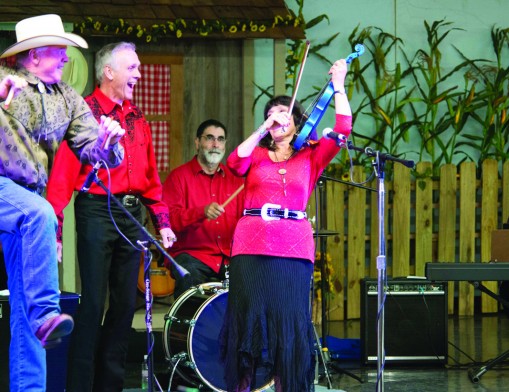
81;172;189;392
345;141;414;392
315;176;366;385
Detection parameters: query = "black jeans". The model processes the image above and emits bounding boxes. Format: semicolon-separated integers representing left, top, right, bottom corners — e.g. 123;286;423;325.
66;194;143;392
170;253;226;300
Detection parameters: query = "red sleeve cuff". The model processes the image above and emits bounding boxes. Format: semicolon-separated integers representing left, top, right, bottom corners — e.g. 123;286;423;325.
334;114;352;137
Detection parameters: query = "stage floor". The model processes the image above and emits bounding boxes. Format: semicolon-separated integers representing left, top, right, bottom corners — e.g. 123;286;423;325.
124;297;509;391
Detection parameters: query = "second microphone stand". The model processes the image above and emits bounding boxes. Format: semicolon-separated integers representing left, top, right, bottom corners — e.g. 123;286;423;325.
315;176;364;385
84;168;188;392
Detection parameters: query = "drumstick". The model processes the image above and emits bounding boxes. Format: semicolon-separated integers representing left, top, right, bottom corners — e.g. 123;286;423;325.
4;88;14;109
206;184;245;222
220;184;244;209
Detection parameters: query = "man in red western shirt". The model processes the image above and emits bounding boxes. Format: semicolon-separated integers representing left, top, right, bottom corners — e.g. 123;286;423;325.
46;42;176;392
162;119;245;299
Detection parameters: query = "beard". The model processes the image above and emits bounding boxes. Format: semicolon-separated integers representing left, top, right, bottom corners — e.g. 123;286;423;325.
200;148;225;166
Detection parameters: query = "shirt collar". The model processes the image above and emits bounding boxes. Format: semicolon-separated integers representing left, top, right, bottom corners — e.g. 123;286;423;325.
92;86;134;116
17;67;54;93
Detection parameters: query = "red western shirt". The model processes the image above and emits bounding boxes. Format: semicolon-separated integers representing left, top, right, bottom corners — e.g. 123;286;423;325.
162;156;245;272
46;87;170;231
227;114;352;263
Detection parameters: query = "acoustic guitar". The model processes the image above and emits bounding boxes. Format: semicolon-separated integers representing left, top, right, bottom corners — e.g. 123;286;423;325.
137;247;175;297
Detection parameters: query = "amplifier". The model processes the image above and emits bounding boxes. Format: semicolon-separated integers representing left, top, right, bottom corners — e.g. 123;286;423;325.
360;278;448;365
0;292;80;391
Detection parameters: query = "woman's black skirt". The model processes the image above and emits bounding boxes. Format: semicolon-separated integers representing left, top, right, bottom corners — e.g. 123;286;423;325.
220;255;316;392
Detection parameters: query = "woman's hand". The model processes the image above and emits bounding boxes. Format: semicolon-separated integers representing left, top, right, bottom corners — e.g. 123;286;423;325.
264;111;291;132
329;59;348;93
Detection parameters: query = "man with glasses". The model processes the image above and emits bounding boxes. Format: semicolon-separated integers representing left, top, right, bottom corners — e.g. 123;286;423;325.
162;119;245;299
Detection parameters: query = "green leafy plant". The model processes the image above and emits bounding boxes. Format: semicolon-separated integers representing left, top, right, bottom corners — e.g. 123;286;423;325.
455;27;509;163
257;8;509;177
398;20;475;170
345;25;411;167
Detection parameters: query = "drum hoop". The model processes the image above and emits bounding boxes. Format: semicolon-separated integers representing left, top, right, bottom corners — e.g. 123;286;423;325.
163;285;199;360
163;282;226;363
164;282;274;391
163;282;223;359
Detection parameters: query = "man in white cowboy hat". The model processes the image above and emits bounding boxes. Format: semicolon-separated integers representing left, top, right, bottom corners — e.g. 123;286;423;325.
0;14;126;392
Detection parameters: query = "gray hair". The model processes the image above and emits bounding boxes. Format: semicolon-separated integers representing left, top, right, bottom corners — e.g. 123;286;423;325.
95;42;136;84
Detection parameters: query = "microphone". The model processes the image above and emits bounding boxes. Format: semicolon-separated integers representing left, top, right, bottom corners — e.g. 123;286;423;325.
322;127;347;147
80;161;102;192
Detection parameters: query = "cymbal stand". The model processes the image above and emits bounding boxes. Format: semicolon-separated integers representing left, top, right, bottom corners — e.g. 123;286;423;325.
346;141;415;392
317;178;328;349
312;319;333;388
315;178;362;385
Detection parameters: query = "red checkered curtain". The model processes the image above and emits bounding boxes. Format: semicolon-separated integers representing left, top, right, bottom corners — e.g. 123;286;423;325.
133;64;171;172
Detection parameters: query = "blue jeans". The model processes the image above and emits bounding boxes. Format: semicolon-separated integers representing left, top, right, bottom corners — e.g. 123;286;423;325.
0;176;61;391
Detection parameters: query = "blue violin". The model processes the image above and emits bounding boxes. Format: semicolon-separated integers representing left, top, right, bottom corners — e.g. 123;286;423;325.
293;44;365;150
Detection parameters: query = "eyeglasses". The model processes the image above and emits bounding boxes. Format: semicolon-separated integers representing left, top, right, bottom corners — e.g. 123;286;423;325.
201;135;227;144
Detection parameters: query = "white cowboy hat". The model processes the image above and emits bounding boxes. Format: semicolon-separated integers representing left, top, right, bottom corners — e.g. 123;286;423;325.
0;14;88;59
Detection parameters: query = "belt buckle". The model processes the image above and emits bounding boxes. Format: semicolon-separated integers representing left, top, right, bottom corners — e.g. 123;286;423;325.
261;203;281;221
293;211;306;220
122;195;137;207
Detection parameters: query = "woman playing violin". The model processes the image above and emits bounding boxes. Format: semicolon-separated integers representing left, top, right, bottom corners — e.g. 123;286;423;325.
220;58;352;392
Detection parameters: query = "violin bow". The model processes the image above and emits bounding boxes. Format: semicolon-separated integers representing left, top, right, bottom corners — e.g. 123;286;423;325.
287;40;310;117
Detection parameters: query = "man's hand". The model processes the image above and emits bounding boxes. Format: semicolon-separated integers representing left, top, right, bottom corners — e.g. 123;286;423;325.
159;227;177;248
0;75;27;108
98;115;125;149
205;202;225;220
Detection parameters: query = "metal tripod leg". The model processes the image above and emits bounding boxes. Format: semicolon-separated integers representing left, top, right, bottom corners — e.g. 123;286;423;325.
312;323;363;386
313;322;333;389
468;349;509;383
467;281;509;383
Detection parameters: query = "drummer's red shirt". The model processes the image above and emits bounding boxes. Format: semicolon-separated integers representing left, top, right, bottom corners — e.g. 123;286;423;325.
162;156;245;272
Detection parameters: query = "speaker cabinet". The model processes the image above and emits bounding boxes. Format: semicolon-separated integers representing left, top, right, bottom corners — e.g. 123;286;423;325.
361;278;448;365
0;292;80;391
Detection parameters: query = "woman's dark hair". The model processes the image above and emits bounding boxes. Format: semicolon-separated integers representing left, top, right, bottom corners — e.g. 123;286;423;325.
196;119;228;138
259;95;306;150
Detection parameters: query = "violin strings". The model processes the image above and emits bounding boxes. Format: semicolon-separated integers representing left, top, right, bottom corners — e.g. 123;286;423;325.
299;82;329;130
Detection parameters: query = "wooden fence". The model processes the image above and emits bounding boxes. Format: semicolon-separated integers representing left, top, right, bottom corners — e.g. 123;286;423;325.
311;159;509;322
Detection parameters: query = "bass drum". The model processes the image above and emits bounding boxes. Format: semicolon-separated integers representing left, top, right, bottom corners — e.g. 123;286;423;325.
163;282;273;391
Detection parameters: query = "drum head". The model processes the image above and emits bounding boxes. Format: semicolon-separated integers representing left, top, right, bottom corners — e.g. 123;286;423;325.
165;283;274;391
189;290;274;391
189;290;229;389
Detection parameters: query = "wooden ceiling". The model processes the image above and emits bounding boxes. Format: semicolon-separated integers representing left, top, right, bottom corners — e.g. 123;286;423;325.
0;0;306;41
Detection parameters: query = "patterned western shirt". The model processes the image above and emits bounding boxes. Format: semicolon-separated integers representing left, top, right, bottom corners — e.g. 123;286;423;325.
0;65;124;194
